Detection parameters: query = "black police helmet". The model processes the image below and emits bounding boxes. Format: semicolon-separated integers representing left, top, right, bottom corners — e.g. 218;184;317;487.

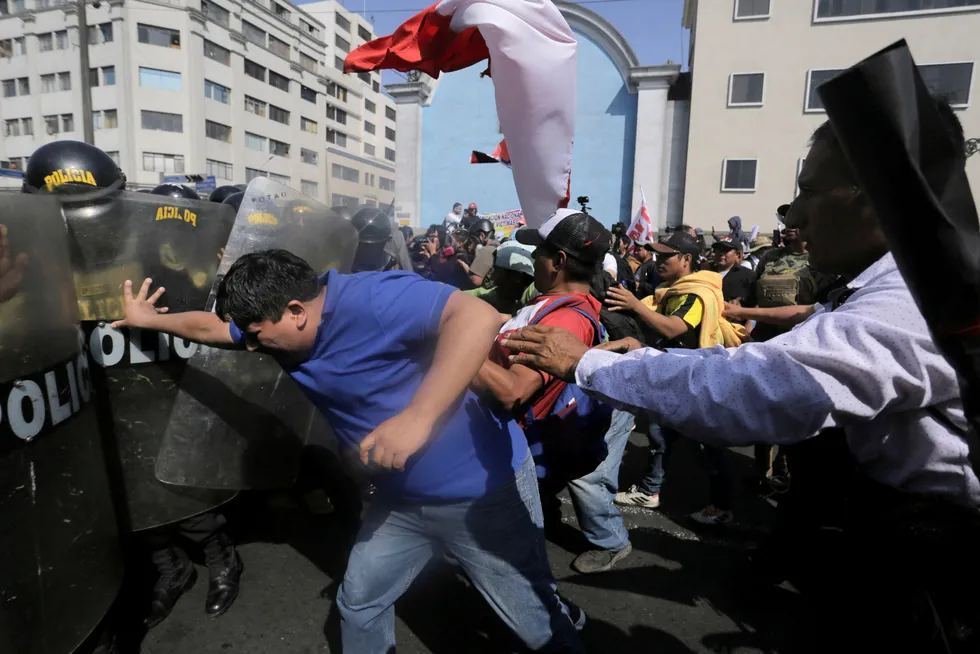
23;140;125;193
470;218;495;236
151;183;201;201
235;183;248;192
209;185;241;204
351;207;392;244
222;191;245;213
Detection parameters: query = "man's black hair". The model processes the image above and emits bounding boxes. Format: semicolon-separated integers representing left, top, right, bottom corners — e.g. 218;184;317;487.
539;242;598;283
677;224;695;233
452;202;462;210
614;234;632;251
215;249;321;327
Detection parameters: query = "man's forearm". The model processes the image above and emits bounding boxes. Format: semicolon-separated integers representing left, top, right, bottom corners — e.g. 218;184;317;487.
472;359;541;411
633;303;688;340
139;311;236;347
734;304;816;327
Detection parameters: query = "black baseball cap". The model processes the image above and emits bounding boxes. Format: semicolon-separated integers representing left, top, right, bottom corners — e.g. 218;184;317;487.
651;231;700;257
777;203;792;218
516;208;611;264
711;235;743;253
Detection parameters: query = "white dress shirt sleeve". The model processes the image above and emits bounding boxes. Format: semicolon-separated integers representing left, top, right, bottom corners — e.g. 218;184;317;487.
574;292;961;448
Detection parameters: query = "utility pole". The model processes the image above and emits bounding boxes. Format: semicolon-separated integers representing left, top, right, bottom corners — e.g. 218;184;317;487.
78;0;94;144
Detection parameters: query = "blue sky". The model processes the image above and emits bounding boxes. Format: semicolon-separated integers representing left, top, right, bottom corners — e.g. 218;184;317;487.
296;0;690;83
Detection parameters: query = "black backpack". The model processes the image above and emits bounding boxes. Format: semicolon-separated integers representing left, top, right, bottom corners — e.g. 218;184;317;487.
590;272;644;342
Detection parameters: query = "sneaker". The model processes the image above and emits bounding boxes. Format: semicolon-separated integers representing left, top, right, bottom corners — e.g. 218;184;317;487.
564;601;587;631
614;485;660;509
571;543;632;574
689;505;734;525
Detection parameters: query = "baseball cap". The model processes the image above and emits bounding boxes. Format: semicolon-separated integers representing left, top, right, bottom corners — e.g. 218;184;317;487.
748;235;773;252
515;208;612;264
494;241;535;277
468;202;478;210
776;203;791;218
711;235;743;253
651;231;700;257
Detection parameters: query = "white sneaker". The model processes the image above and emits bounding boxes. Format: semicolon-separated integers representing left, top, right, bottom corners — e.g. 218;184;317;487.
689;505;734;525
614;485;660;509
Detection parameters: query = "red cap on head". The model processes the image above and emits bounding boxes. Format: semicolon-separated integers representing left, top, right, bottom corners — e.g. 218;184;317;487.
468;203;478;210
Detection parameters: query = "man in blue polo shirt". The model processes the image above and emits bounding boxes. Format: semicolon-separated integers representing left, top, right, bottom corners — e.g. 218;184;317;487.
111;249;584;653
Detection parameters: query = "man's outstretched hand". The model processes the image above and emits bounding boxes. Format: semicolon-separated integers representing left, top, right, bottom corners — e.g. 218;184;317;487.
360;408;435;471
0;224;29;304
110;278;169;329
500;325;589;383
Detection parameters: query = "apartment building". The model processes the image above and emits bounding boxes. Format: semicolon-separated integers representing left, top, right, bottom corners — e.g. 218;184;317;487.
0;0;396;209
681;0;980;229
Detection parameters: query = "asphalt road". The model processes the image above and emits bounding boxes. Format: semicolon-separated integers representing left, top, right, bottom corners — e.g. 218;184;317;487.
136;432;817;654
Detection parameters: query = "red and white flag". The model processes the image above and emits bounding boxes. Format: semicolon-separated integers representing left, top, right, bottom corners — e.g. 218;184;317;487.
471;138;512;168
626;187;654;245
345;0;577;228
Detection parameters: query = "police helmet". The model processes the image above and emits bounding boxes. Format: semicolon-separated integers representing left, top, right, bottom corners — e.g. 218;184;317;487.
209;185;241;204
470;219;495;238
151;183;201;201
222;191;245;213
351;207;392;244
23;140;125;193
235;183;249;192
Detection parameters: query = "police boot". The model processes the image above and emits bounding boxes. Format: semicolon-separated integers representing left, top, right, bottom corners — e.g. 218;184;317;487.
202;531;243;618
145;545;197;629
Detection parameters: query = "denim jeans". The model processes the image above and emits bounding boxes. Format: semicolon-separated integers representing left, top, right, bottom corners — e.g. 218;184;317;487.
641;424;735;511
336;455;584;653
564;409;634;551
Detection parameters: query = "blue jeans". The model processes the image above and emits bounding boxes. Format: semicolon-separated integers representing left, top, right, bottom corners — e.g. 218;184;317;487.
337;455;584;653
565;409;634;551
641;424;735;511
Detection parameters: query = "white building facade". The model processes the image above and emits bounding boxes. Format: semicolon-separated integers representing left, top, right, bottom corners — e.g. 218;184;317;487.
0;0;396;208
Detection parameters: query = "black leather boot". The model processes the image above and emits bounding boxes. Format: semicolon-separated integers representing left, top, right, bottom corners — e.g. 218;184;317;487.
202;531;243;618
145;545;197;629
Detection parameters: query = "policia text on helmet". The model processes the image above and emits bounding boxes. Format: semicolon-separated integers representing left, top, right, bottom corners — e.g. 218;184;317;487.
22;140;126;196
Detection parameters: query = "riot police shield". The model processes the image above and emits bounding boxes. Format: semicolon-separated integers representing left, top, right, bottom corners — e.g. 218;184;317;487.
155;178;358;490
0;196;123;654
65;190;238;531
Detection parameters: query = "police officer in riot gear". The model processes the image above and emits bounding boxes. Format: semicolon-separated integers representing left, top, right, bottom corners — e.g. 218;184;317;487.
151;183;201;201
222;191;245;213
351;206;396;272
209;185;241;205
22;139;126;193
469;218;495;247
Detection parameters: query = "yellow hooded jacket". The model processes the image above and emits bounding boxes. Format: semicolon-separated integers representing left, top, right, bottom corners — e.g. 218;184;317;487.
641;271;749;348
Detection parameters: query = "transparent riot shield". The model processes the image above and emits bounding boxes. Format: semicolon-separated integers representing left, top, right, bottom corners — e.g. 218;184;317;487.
155;178;358;489
0;195;124;654
64;190;239;531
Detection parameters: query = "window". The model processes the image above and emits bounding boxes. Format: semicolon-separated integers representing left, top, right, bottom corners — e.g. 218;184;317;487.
385;127;396;141
245;96;267;116
301;117;318;133
815;0;980;21
384;148;395;162
89;68;100;87
301;85;317;103
373;80;380;93
61;114;74;132
358;72;370;84
205;79;231;104
365;173;375;187
88;23;112;45
41;74;55;93
44;115;59;134
22;117;32;135
272;2;289;19
245;132;267;151
244;59;266;81
270;139;290;157
300;19;321;40
0;37;26;57
332;193;359;209
201;0;230;27
4;119;20;137
335;34;350;53
301;148;318;165
326;128;347;147
270;104;290;125
335;56;344;71
242;21;266;47
138;24;181;49
245;167;263;182
58;71;71;91
207;158;233;180
102;66;115;86
269;71;290;92
143;152;185;173
18;77;28;95
206;120;232;142
920;62;974;107
93;109;117;130
142;110;183;133
204;39;231;66
364;197;377;208
269;34;289;59
364;143;375;156
38;32;52;52
3;79;15;97
140;67;182;91
55;30;67;49
385;106;396;121
358;25;371;41
301;180;318;196
365;99;376;113
327;105;347;125
379;177;395;191
300;52;318;73
106;151;119;165
327;82;348;102
335;13;350;31
734;0;769;19
268;172;289;185
728;72;764;106
364;121;376;135
722;159;758;192
804;69;843;112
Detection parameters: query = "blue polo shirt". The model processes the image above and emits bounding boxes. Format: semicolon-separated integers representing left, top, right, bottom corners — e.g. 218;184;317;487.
229;270;528;502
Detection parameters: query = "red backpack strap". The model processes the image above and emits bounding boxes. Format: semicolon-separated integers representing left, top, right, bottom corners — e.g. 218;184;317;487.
529;297;602;345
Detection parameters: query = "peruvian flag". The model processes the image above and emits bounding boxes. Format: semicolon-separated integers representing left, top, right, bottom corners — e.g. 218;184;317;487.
626;187;654;245
345;0;577;228
471;138;512;168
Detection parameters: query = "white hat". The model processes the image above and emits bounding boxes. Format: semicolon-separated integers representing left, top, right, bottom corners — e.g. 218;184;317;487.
494;241;535;277
602;252;618;278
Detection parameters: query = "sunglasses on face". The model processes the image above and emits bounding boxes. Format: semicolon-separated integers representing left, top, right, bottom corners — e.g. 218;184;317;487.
655;251;680;262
